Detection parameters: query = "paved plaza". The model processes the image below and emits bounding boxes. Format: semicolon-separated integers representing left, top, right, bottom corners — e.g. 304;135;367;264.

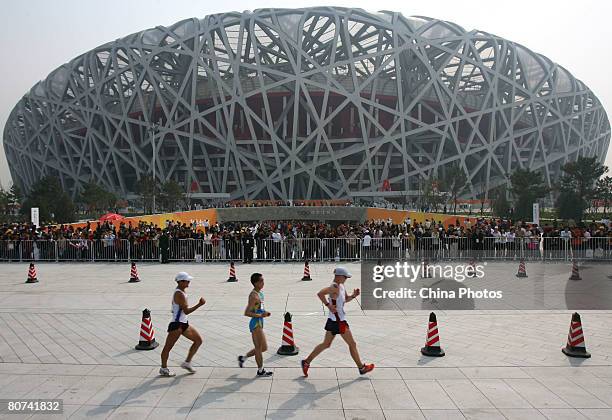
1;261;612;419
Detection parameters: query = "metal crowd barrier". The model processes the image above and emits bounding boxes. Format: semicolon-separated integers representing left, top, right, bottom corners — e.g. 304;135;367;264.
2;236;612;262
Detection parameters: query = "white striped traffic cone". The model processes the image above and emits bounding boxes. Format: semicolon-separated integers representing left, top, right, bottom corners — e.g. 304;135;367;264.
129;262;140;283
277;312;299;355
562;312;591;358
421;312;445;357
26;263;38;283
516;259;528;278
569;260;581;280
301;260;312;281
135;309;158;350
227;261;237;282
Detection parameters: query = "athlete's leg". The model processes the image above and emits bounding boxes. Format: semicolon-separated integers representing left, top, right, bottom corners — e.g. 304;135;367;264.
251;327;267;369
182;326;203;363
339;328;363;368
304;331;335;364
161;329;182;368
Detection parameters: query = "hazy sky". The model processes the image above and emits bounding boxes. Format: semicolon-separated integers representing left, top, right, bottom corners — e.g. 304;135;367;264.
1;0;611;189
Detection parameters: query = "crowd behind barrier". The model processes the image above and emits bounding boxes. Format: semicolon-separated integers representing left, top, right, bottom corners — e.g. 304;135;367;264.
2;216;612;262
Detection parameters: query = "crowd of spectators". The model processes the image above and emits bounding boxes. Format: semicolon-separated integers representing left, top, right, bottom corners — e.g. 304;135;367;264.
1;216;611;262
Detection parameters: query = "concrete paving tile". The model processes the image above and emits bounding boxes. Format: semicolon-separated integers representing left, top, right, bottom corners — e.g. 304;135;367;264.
336;367;401;380
187;408;267;419
57;375;114;405
121;377;172;407
270;379;339;394
88;365;155;377
405;380;457;410
460;408;505;419
383;410;427;420
538;408;588;419
156;378;206;407
536;377;608;408
107;405;153;419
421;409;466;420
343;409;386;419
85;376;144;406
202;377;271;393
192;392;269;410
471;379;531;408
267;392;343;410
266;409;345;420
27;404;81;419
210;367;274;379
498;409;547;420
146;406;190;419
504;379;570;409
459;367;530;379
399;368;467;380
578;408;612;419
371;380;419;409
70;405;117;419
437;379;493;409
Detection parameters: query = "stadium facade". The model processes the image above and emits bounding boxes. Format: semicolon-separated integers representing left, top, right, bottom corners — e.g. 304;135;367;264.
3;7;610;201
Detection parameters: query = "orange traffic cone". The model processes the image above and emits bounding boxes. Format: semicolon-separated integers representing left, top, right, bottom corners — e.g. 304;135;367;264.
569;260;581;280
129;262;140;283
301;261;312;281
227;261;237;282
562;312;591;358
421;312;445;357
516;259;528;278
135;309;158;350
26;263;38;283
277;312;299;355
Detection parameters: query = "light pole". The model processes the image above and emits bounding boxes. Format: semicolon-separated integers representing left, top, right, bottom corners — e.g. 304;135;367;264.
147;123;160;214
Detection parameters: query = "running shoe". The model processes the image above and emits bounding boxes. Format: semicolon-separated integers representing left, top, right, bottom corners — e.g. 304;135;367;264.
359;363;375;375
301;359;310;377
238;355;245;368
256;369;273;377
159;367;176;377
180;361;196;373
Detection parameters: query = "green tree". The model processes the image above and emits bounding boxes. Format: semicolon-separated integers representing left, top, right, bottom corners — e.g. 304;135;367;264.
135;175;159;213
492;186;511;218
20;176;75;223
510;168;548;221
159;180;185;212
0;188;8;216
78;182;117;216
442;163;467;214
557;190;582;221
558;156;607;220
595;176;612;216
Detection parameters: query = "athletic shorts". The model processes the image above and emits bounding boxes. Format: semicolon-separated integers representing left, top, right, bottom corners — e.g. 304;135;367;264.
167;321;189;333
325;318;349;335
249;317;264;332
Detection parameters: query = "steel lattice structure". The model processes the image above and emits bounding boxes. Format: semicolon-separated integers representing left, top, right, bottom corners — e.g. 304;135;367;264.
3;7;610;201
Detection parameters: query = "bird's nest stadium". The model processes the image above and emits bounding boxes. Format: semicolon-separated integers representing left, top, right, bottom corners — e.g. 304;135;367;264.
3;7;610;202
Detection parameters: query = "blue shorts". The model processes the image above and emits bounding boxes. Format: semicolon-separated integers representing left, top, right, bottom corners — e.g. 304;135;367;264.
249;309;265;332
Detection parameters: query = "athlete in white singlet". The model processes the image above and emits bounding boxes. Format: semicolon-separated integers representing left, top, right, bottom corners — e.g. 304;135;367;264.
159;272;206;377
301;267;374;377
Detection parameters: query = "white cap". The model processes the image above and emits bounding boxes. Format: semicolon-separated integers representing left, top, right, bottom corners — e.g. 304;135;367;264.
175;272;193;282
334;267;352;278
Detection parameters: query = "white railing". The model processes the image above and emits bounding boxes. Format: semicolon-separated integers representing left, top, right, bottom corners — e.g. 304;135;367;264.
1;236;611;262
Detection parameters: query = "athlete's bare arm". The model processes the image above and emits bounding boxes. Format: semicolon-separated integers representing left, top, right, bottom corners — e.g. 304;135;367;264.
317;284;338;312
175;291;205;315
345;288;360;302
